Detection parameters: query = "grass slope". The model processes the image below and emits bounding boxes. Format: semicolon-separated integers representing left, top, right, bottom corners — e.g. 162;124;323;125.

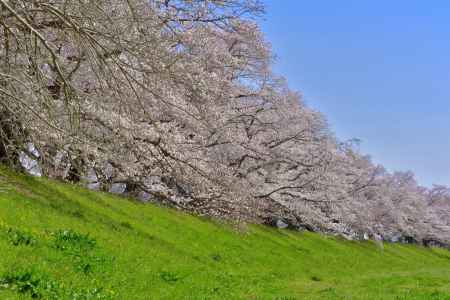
0;167;449;299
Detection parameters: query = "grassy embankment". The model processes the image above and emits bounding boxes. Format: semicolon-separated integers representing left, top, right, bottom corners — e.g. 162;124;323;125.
0;166;449;299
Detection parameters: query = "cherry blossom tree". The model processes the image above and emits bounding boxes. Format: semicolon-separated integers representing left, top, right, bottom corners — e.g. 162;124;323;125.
0;0;448;244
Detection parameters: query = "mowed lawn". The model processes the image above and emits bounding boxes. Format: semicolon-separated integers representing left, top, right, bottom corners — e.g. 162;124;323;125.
0;167;449;299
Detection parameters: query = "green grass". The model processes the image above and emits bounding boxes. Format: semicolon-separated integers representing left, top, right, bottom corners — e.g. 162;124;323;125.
0;167;449;299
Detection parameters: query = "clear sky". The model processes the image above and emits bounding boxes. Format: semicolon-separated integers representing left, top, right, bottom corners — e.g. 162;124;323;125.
259;0;450;187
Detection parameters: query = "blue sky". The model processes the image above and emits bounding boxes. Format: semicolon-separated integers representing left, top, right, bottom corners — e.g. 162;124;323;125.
260;0;450;187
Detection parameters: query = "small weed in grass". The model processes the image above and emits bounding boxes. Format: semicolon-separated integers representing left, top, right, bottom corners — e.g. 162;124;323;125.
53;229;96;252
0;269;42;298
69;287;115;300
119;221;132;229
52;229;114;275
211;253;222;262
0;268;64;299
75;259;94;275
0;268;114;299
159;271;180;284
6;228;37;246
71;209;85;219
73;253;114;275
